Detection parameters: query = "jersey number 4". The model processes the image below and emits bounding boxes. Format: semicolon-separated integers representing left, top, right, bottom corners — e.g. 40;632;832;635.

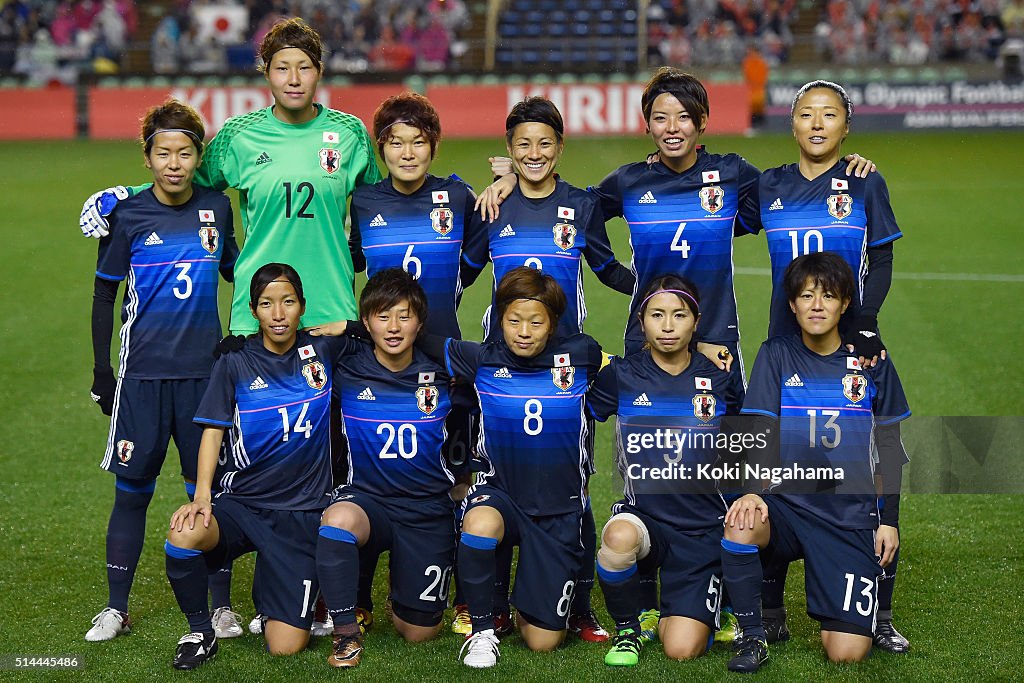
670;223;690;259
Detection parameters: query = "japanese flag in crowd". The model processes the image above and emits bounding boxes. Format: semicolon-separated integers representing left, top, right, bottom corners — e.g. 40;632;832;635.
192;5;249;45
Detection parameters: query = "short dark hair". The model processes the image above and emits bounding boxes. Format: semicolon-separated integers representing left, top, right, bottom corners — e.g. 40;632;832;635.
373;91;442;158
359;268;428;322
249;262;305;309
792;79;853;124
637;274;701;318
505;96;564;146
783;252;855;304
258;17;323;73
495;266;566;326
641;67;709;133
140;98;205;156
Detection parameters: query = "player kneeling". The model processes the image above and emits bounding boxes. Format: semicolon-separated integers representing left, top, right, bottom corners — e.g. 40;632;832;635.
312;270;459;668
721;252;908;672
588;276;742;666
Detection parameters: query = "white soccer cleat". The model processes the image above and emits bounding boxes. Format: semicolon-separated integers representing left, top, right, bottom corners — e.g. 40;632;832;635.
248;613;264;635
311;613;334;637
212;607;244;639
85;607;131;642
459;628;500;668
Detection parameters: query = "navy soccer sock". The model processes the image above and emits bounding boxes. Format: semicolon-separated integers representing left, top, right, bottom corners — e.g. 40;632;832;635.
459;532;498;633
878;546;899;620
761;554;789;612
356;549;377;614
596;563;641;633
571;502;597;615
493;538;513;614
316;526;360;634
183;480;235;611
637;569;659;611
721;539;766;641
165;541;213;636
105;478;155;614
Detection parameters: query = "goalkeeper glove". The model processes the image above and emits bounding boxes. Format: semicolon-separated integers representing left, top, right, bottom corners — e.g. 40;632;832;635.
91;367;116;416
80;186;130;238
213;335;247;359
843;313;885;361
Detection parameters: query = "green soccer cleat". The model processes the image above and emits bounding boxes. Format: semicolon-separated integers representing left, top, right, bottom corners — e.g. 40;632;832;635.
715;608;740;643
604;628;642;667
638;608;660;644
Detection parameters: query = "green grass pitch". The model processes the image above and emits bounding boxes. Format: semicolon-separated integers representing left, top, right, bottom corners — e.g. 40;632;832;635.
1;130;1022;681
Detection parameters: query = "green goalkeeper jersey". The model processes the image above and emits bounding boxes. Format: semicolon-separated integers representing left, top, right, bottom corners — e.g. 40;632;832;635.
131;104;382;333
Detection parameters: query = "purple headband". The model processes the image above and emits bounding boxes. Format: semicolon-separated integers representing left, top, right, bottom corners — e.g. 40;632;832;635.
144;128;203;152
639;288;699;315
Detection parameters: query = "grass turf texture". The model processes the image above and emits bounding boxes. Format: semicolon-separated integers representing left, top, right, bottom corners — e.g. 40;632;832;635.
1;131;1022;681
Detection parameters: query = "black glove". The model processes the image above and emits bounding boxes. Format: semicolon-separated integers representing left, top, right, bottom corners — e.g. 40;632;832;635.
213;334;246;358
345;319;370;339
843;313;885;360
91;367;116;416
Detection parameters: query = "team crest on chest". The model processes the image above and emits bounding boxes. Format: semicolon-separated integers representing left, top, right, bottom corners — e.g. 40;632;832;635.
842;373;866;403
116;439;134;464
198;227;219;254
692;394;716;422
416;385;439;415
553;223;576;250
319;147;340;174
430;207;454;236
699;185;725;214
552;365;575;391
302;361;327;390
828;193;853;220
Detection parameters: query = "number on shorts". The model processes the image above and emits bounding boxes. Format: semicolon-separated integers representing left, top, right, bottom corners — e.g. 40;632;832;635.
705;574;722;613
172;263;193;300
419;564;453;603
842;572;875;617
523;399;543;436
278;402;312;442
299;578;313;618
377;423;418;459
555;580;576;617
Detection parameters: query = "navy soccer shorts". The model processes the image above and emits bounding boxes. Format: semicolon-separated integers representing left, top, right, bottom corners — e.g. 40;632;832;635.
207;495;321;630
463;485;584;631
330;486;457;625
612;502;723;629
762;495;882;636
101;378;208;481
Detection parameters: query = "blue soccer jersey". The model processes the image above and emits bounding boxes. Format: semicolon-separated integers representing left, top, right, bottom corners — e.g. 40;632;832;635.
443;333;603;516
741;335;911;529
743;161;902;338
335;343;455;498
462;179;624;340
95;186;238;379
590;149;761;347
350;174;483;338
587;351;742;532
195;332;354;510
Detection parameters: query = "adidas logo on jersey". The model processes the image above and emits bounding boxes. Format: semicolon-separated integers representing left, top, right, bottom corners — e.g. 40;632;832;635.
633;393;652;406
769;197;784;211
499;224;516;237
638;191;657;204
249;376;268;391
784;373;804;387
357;387;376;400
493;367;512;378
144;232;163;246
255;151;272;166
369;214;387;227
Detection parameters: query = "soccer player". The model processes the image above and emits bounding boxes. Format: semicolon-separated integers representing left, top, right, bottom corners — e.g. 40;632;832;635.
739;80;907;651
588;276;743;666
78;17;381;334
163;263;353;669
413;267;603;667
313;269;458;668
720;252;909;673
461;96;633;642
85;99;239;643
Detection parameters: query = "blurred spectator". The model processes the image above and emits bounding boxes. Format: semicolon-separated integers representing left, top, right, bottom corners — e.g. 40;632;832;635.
370;23;414;71
416;15;449;71
151;14;181;74
742;43;769;127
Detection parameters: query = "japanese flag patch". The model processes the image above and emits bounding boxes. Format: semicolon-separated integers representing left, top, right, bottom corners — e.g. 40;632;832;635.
557;206;575;220
702;170;720;184
418;371;436;384
554;353;571;368
198;209;215;222
832;178;849;190
323;131;339;143
695;376;712;391
432;191;449;203
298;344;316;360
847;357;861;370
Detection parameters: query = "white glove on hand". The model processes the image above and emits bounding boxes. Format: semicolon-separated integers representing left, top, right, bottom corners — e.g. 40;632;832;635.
80;185;129;238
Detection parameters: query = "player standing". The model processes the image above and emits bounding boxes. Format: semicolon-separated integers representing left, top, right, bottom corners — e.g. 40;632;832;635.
78;18;381;333
85;100;239;642
720;252;908;672
588;276;743;666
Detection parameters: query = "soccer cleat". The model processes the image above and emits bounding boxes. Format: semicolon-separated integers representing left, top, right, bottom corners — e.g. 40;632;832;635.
172;632;218;670
604;628;642;667
310;614;333;637
763;614;791;643
638;608;660;644
211;607;244;639
356;607;374;635
715;608;740;643
728;635;769;673
493;609;514;638
85;608;131;642
568;610;610;642
248;613;264;635
327;633;363;668
451;604;472;635
460;628;500;669
873;620;910;653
